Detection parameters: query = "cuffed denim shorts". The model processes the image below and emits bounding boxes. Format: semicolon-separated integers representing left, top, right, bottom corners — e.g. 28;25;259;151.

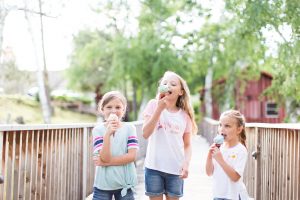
145;167;183;198
93;187;134;200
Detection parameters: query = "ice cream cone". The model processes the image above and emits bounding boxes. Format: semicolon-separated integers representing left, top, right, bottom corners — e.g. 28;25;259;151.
107;113;118;121
213;134;224;148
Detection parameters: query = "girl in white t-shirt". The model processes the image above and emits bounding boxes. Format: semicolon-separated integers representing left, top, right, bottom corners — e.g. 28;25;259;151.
142;71;198;200
205;110;249;200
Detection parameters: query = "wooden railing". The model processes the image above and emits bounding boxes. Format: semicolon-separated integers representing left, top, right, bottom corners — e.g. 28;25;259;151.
0;121;145;200
200;118;300;200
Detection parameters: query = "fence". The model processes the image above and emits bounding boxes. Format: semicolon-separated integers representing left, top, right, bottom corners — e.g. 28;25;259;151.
0;121;145;200
200;118;300;200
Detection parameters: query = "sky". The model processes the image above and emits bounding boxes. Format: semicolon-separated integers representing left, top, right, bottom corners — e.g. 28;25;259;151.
3;0;101;71
2;0;291;72
2;0;242;72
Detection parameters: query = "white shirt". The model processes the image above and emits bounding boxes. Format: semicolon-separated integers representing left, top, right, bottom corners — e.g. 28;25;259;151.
143;99;192;175
212;143;248;200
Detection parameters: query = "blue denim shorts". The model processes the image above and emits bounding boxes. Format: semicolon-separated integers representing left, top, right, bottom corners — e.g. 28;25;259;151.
93;187;134;200
145;167;183;198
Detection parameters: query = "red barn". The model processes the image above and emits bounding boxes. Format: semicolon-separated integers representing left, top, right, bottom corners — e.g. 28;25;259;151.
200;71;285;123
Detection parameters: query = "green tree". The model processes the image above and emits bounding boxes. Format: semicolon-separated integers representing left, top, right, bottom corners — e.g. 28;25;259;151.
66;30;113;100
225;0;300;121
67;0;203;120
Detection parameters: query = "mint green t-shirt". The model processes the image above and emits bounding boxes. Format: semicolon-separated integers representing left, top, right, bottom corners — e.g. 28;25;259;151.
92;122;139;196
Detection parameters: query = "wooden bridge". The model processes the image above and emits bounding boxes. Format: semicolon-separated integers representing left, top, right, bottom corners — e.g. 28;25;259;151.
1;119;299;200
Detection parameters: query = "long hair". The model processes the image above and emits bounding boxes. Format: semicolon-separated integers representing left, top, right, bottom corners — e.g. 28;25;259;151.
159;71;198;134
220;109;246;147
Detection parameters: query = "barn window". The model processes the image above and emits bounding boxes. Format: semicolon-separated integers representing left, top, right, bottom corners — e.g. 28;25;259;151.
265;102;279;118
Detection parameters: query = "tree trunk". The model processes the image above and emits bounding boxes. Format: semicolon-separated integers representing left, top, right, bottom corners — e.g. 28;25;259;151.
0;7;9;59
132;82;137;120
24;0;52;123
38;0;53;119
204;66;213;118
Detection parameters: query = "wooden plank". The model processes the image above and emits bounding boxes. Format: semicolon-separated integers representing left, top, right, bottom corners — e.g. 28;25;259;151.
297;130;300;200
44;129;49;200
68;128;72;199
59;128;63;200
48;129;54;200
23;131;29;200
70;129;74;200
35;130;40;200
291;130;295;200
265;129;272;200
17;132;23;199
39;130;44;200
3;132;9;200
76;128;80;199
276;129;280;199
57;129;61;199
75;128;78;200
29;131;34;200
255;127;261;200
0;123;96;131
282;130;287;200
65;129;69;200
269;128;273;199
62;129;66;200
11;132;16;200
82;127;88;199
262;129;266;200
0;131;4;200
53;129;59;200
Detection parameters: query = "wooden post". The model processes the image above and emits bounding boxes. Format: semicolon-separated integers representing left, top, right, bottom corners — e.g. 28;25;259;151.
0;131;4;199
82;128;88;200
255;127;261;200
0;131;3;182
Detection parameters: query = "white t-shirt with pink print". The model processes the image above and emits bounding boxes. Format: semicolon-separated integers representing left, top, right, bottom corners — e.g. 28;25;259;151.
143;99;192;175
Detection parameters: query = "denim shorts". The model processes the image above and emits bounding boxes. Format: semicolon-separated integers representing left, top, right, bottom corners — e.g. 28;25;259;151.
145;167;183;198
93;187;134;200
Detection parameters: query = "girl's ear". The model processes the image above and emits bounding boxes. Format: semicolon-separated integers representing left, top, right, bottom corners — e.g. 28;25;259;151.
179;89;184;96
237;126;243;134
98;107;104;115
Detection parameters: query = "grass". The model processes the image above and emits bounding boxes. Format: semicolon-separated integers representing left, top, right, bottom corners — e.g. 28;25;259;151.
0;95;97;124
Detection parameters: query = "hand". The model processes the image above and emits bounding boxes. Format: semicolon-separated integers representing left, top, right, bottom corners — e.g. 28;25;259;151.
106;119;120;135
208;144;217;158
179;162;189;179
157;95;167;111
211;146;223;162
93;156;110;166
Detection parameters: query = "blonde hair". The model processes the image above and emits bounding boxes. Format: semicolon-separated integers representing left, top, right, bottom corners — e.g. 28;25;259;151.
159;71;198;134
220;110;246;147
97;91;127;117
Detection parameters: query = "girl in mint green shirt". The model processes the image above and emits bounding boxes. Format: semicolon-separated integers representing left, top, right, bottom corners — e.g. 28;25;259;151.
92;91;138;200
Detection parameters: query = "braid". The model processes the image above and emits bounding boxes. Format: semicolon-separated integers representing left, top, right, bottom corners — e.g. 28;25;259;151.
239;129;247;147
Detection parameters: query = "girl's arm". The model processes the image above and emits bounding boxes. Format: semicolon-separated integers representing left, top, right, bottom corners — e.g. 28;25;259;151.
180;132;192;178
142;99;166;139
205;145;215;176
142;112;160;139
94;149;137;166
99;131;112;162
213;149;241;182
100;120;119;162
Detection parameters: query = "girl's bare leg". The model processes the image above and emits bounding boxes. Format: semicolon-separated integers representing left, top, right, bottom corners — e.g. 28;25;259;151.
149;195;163;200
166;196;179;200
